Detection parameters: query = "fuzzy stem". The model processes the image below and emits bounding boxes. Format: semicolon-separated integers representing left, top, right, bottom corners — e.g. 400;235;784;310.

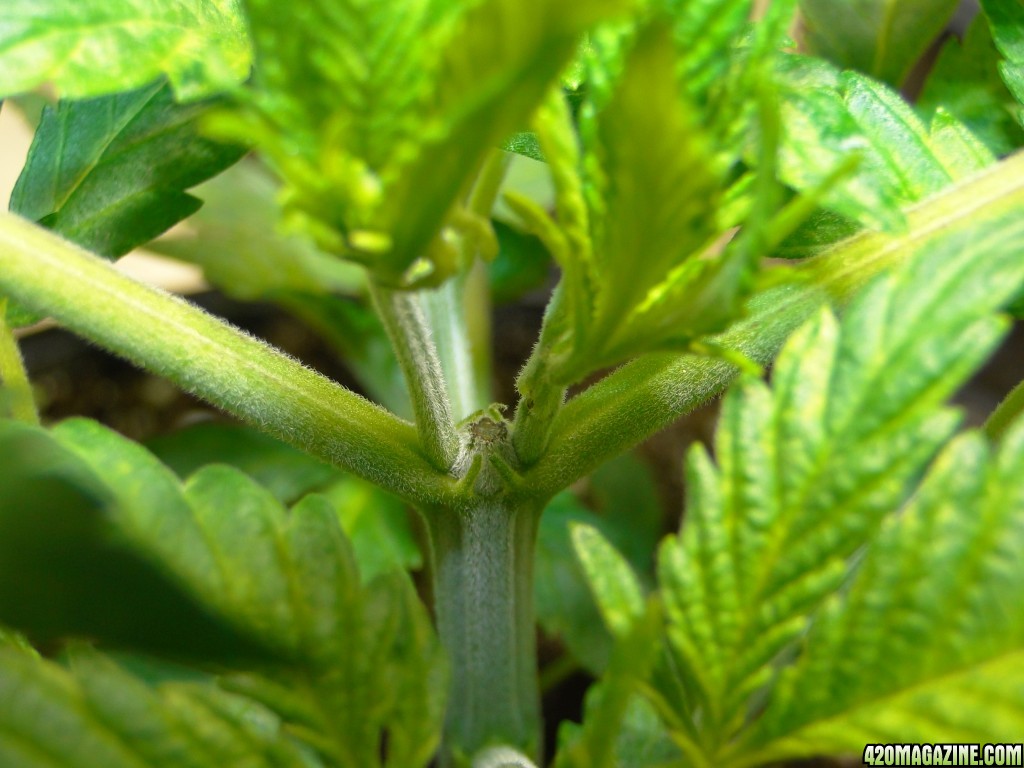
425;495;543;765
424;270;491;422
0;212;454;506
523;151;1024;497
985;377;1024;441
0;300;39;424
368;279;460;471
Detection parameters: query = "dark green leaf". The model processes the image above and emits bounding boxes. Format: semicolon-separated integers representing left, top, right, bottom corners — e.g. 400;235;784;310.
0;0;250;100
798;0;960;86
918;15;1024;156
0;420;279;662
11;80;245;260
489;221;552;304
0;416;445;766
981;0;1024;109
147;422;340;505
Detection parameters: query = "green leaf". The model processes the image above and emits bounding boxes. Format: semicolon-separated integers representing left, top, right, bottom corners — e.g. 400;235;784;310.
917;14;1024;156
147;422;341;505
738;424;1024;761
552;603;669;768
981;0;1024;110
488;221;552;304
518;20;765;385
318;476;423;583
11;80;245;260
0;417;445;766
0;420;279;662
535;455;662;674
657;222;1024;749
149;160;364;301
797;0;960;86
571;524;643;637
216;0;631;287
0;0;250;100
3;80;245;327
0;647;319;768
775;57;995;254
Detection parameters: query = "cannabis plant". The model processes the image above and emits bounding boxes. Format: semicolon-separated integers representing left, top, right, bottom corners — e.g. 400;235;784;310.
1;0;1024;766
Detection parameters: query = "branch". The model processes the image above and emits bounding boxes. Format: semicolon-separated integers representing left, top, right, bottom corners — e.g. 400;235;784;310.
0;211;456;506
522;152;1024;498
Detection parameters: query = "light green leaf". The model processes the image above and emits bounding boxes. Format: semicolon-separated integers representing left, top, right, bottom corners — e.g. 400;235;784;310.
798;0;960;86
535;455;661;674
0;0;250;100
775;57;995;255
218;0;631;287
657;221;1024;749
518;20;761;386
0;647;319;768
318;476;423;583
981;0;1024;110
571;524;644;637
552;604;668;768
149;160;364;301
917;14;1024;156
738;424;1024;762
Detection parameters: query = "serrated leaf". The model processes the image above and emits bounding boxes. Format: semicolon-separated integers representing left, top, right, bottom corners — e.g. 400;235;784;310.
798;0;960;86
657;221;1024;749
3;80;245;327
0;417;445;766
11;80;245;260
738;424;1024;761
0;420;279;662
0;647;319;768
981;0;1024;110
917;15;1024;156
521;20;764;385
775;56;995;255
150;160;364;300
571;524;644;637
318;476;423;583
220;0;631;287
535;455;662;674
0;0;249;101
148;422;341;505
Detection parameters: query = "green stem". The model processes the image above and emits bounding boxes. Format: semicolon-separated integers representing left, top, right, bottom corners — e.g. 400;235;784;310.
985;378;1024;441
523;151;1024;498
425;494;544;764
424;269;491;422
0;211;454;506
368;279;460;471
512;286;570;466
0;299;39;424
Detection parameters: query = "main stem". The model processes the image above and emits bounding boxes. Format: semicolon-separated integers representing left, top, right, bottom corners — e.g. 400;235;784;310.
425;491;544;765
